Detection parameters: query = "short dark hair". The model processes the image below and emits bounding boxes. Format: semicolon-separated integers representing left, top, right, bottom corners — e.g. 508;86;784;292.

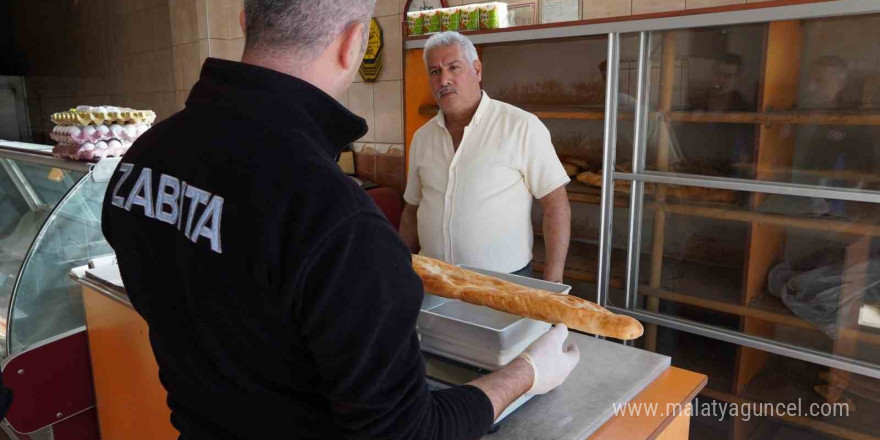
244;0;376;59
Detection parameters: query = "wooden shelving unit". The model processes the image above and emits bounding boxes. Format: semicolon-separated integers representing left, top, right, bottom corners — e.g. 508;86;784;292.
565;186;880;237
418;104;614;121
404;9;880;439
420;105;880;125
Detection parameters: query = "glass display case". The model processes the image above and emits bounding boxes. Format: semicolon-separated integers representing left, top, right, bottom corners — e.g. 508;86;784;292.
403;2;880;438
0;141;112;359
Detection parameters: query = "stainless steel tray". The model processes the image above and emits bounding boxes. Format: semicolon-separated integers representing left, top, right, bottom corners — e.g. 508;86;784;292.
418;266;571;370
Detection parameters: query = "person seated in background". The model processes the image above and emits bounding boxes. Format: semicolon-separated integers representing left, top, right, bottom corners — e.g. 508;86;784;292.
706;53;750;112
800;56;875;213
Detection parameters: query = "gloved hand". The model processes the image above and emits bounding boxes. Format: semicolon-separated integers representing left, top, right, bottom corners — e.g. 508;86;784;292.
517;324;580;395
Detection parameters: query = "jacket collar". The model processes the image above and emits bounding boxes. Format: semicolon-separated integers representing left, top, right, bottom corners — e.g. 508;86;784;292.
187;58;367;157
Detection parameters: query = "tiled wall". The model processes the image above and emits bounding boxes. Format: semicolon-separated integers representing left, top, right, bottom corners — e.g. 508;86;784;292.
350;0;408;195
170;0;245;112
15;0;245;144
15;0;177;144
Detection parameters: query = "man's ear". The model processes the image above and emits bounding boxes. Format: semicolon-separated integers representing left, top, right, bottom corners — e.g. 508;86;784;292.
339;21;367;71
239;9;246;36
473;58;483;82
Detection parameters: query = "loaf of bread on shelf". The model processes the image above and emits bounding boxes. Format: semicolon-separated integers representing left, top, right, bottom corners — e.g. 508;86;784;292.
577;170;736;202
562;163;580;177
412;254;644;340
575;170;641;194
575;170;602;187
668;186;737;203
561;156;590;169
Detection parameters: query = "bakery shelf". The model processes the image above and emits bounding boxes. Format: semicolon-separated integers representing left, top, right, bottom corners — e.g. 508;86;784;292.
565;184;880;237
418;104;622;121
419;105;880;126
666;110;880;126
532;237;627;289
748;294;880;347
700;387;880;440
739;356;880;440
637;286;880;347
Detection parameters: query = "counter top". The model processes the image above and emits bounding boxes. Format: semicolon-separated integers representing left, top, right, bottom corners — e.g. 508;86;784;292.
427;333;672;440
73;264;699;440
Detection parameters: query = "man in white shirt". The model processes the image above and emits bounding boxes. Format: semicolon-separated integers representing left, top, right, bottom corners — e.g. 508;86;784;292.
399;32;571;282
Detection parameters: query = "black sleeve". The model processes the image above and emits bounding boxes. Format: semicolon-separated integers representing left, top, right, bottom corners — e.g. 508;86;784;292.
293;211;494;440
101;171;116;247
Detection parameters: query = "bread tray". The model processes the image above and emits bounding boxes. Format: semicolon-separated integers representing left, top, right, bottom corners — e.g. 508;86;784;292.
417;265;571;370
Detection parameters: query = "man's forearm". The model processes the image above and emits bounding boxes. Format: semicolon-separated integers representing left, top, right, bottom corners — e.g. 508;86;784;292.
542;202;570;283
399;204;420;253
467;358;534;420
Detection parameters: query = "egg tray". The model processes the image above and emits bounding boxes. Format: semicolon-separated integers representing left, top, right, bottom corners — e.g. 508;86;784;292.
53;140;132;161
50;123;149;145
51;109;156;126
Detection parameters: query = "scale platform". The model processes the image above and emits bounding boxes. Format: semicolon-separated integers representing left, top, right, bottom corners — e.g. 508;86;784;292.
425;334;671;439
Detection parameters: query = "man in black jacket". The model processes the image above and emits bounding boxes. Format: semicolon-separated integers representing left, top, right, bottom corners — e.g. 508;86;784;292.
102;1;579;439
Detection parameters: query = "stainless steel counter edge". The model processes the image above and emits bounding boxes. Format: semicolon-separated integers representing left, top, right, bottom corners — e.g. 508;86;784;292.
70;271;133;308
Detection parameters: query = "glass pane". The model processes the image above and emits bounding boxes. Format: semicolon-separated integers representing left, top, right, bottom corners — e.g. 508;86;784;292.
0;158;82;356
9;175;111;355
479;35;614;302
482;35;610;173
644;14;880;189
738;354;880;439
628;184;880;367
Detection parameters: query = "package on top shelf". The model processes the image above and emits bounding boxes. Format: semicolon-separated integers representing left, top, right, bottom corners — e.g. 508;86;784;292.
407;3;510;36
459;5;480;31
440;7;460;32
407;11;424;36
422;9;442;34
479;2;508;30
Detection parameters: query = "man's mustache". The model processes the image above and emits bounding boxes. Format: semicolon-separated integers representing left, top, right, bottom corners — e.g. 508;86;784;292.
438;86;457;96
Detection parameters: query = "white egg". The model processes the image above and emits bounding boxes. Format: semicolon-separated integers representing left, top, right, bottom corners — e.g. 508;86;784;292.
83;126;96;136
96;141;109;150
108;140;122;149
83;143;96;151
97;125;110;136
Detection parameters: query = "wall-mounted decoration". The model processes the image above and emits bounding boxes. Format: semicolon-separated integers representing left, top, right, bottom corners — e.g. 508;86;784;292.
508;2;538;26
359;18;384;82
542;0;579;24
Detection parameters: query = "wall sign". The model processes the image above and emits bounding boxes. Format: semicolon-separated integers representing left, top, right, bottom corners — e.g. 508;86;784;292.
359;18;383;82
508;2;537;26
542;0;579;24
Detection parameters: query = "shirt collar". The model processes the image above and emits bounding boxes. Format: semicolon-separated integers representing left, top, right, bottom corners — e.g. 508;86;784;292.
187;58;367;158
436;91;492;129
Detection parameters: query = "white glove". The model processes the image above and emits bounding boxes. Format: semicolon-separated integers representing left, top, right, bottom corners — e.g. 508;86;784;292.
517;324;580;395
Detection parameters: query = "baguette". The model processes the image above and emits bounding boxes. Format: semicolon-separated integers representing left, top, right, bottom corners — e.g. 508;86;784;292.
412;255;644;340
561;157;590;169
562;162;581;177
